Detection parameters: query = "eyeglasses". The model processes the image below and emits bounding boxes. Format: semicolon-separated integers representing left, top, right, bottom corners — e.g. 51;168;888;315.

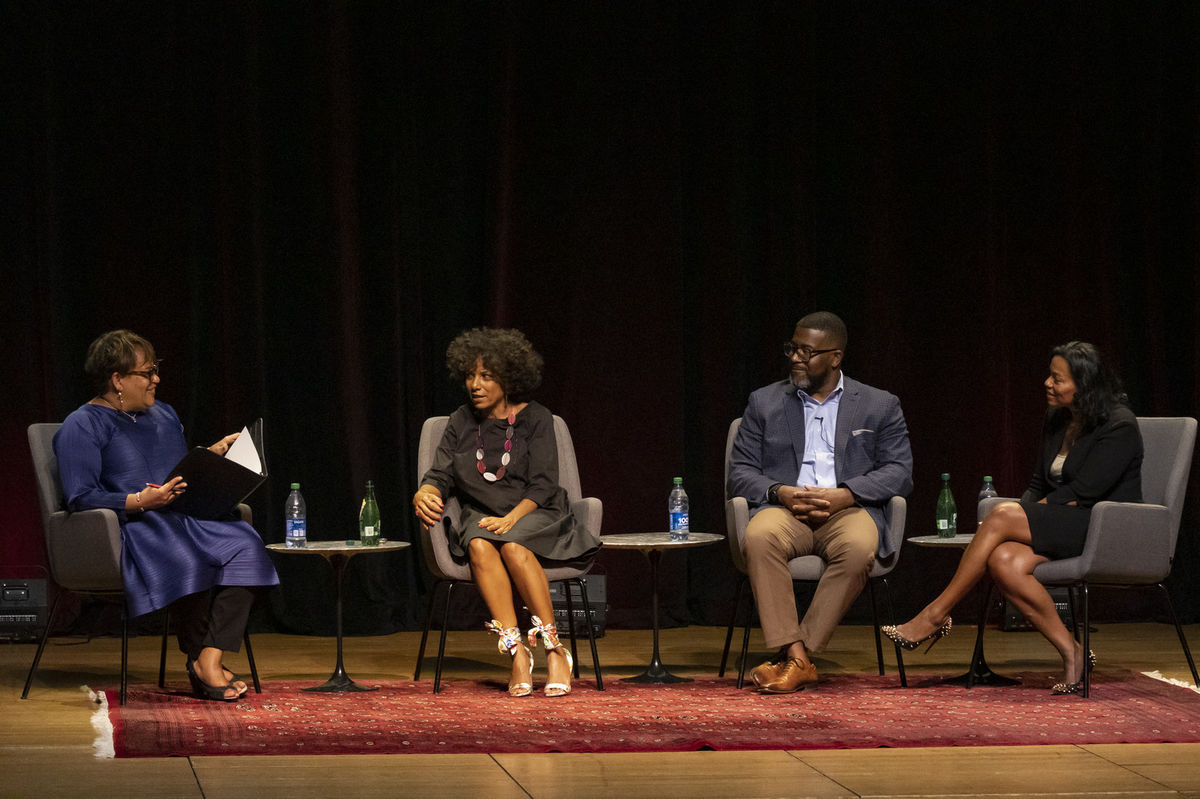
784;342;839;361
125;360;162;380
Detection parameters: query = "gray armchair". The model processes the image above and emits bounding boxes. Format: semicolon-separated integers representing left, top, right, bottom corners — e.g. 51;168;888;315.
22;422;259;705
412;414;604;693
979;416;1199;697
718;417;909;687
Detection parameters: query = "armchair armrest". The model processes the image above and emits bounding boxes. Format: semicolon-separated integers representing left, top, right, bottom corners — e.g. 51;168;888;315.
978;495;1021;520
1035;501;1173;585
571;497;602;538
47;508;124;592
725;496;750;574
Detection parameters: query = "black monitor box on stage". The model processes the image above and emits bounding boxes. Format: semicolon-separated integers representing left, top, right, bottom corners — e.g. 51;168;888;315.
0;578;48;642
1002;588;1072;632
548;575;606;638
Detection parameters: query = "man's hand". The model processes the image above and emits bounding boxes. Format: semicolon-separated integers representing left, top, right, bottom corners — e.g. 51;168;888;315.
779;485;855;524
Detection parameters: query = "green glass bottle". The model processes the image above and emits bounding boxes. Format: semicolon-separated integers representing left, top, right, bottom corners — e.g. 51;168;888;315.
936;472;957;538
359;480;381;547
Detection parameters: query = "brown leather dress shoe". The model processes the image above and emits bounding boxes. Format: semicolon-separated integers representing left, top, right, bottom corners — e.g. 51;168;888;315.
758;658;819;694
750;659;782;688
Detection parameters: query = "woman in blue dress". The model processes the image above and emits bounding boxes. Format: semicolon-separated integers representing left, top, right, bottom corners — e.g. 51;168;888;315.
54;330;279;701
413;328;600;697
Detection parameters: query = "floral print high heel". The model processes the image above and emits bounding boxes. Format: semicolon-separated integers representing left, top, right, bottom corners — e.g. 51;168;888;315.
485;619;533;697
528;615;573;697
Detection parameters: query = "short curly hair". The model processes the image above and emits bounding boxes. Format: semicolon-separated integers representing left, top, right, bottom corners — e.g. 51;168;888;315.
84;330;156;396
446;327;543;401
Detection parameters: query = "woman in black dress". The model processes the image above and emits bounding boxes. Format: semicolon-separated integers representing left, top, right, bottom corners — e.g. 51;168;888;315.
883;342;1142;694
412;328;600;697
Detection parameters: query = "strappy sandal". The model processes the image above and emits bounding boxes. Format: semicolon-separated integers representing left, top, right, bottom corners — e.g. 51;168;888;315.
528;615;573;697
485;619;534;697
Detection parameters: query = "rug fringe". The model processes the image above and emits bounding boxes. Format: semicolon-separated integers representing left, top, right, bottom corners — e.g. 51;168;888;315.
82;686;115;759
1142;670;1200;694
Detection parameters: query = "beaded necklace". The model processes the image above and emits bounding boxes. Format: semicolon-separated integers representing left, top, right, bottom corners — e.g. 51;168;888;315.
476;411;516;482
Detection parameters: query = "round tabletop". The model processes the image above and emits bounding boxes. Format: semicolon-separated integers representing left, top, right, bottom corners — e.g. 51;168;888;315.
600;532;724;551
267;539;411;558
908;533;975;548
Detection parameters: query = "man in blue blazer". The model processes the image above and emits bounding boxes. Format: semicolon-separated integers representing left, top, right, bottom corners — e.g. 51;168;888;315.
728;312;913;693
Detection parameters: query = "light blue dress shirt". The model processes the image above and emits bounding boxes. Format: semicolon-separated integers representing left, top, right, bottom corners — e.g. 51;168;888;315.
796;374;844;489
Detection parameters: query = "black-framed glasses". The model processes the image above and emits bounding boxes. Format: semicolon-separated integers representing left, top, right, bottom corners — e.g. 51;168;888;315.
124;360;162;380
784;342;839;361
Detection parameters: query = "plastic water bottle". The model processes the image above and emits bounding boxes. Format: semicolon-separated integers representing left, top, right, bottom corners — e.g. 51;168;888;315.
668;477;689;541
285;483;307;548
935;473;957;538
977;476;998;528
359;480;381;547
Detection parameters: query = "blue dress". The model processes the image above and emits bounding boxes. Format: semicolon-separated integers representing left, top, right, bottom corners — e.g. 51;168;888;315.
53;401;279;618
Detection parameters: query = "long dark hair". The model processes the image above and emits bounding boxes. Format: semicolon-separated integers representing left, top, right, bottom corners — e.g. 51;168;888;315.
1051;341;1128;431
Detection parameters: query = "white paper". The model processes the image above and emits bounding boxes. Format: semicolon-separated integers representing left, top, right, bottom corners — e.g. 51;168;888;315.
225;425;262;475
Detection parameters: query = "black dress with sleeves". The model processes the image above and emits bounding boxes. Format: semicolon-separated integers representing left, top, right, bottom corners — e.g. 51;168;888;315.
419;401;600;565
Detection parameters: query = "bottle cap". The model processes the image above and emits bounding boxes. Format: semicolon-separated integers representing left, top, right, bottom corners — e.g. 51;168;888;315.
984;475;993;481
940;473;950;480
673;476;683;485
290;482;300;490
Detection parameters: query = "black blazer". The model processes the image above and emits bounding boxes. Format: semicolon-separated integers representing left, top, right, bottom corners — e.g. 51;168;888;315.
1021;405;1143;507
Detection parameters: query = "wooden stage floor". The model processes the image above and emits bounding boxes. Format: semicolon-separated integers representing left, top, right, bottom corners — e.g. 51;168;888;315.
3;622;1199;798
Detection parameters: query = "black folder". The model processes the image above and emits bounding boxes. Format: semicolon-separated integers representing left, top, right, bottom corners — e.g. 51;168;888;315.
166;419;268;520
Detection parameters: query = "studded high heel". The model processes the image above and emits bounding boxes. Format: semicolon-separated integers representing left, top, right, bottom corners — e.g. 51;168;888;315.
881;617;953;653
1051;649;1096;695
528;615;573;697
485;620;533;697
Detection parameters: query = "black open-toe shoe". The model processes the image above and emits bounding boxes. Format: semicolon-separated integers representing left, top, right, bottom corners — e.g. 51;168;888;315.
186;661;239;702
186;659;248;697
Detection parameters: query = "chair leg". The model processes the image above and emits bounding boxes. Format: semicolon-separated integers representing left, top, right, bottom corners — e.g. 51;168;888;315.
878;576;907;688
1080;583;1091;698
574;577;604;690
563;580;581;678
720;575;747;678
868;579;885;676
243;631;261;693
158;608;170;688
1157;583;1200;688
413;580;445;682
120;609;129;706
433;582;455;694
21;591;62;700
736;615;753;689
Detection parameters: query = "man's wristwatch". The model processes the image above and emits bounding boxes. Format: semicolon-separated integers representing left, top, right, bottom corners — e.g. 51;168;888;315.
767;483;783;505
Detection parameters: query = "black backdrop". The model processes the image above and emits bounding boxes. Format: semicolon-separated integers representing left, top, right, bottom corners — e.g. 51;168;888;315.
4;2;1198;638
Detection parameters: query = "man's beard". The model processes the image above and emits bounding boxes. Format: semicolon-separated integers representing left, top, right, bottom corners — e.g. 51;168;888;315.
789;370;812;391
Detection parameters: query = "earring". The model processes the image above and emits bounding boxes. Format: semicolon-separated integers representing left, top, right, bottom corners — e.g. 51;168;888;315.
118;391;125;408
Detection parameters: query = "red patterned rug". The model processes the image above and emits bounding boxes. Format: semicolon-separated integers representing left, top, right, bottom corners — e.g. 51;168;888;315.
91;670;1200;758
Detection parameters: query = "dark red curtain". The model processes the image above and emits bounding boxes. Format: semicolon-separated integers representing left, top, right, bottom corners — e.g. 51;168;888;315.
4;2;1198;635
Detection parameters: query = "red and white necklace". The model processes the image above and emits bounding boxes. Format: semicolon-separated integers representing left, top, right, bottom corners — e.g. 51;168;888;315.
476;411;516;482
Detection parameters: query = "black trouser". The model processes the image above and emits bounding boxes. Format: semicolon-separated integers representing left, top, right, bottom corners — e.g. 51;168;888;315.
171;586;257;662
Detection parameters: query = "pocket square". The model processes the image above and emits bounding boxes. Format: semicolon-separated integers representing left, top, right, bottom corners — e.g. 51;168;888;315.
852;429;874;436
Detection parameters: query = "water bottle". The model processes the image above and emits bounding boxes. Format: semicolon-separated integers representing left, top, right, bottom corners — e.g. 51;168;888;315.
977;475;998;528
935;472;957;538
668;476;690;541
359;480;381;547
285;482;307;548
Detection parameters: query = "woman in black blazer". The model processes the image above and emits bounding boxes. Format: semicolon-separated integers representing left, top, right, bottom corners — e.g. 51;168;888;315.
883;342;1143;694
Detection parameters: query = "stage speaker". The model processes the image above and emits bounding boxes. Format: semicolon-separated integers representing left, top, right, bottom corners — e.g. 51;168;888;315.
547;575;606;638
0;579;48;642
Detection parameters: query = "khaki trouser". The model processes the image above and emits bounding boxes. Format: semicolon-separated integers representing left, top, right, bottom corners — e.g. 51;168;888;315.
745;506;877;652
